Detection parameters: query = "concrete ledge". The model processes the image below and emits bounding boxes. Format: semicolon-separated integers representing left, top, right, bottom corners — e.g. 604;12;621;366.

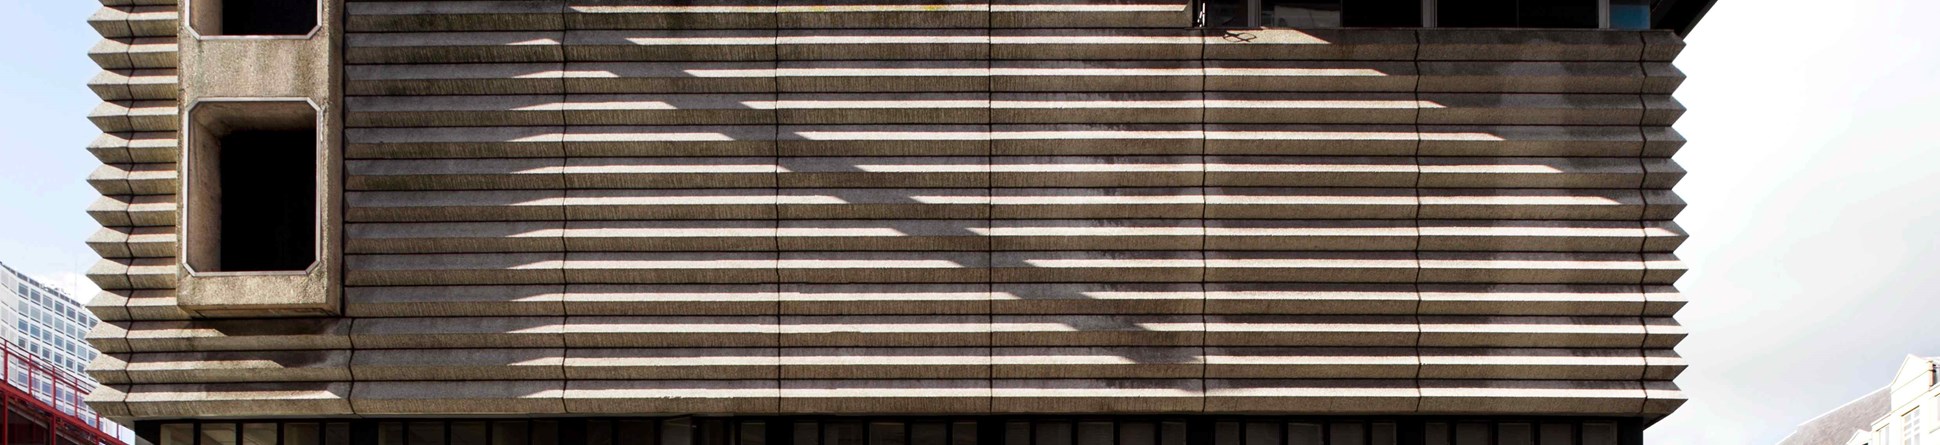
124;319;351;352
564;220;774;252
1417;30;1643;61
126;350;351;383
779;252;993;283
1204;251;1417;283
780;29;989;61
566;284;777;315
1418;348;1645;380
1205;60;1415;92
351;380;566;414
349;63;566;96
567;348;779;380
1203;29;1417;61
1417;284;1645;317
990;1;1190;29
565;30;777;61
347;32;564;64
1418;316;1645;348
991;220;1201;252
782;347;990;379
993;29;1200;60
565;3;776;31
992;251;1204;283
346;285;565;317
992;379;1202;413
126;382;353;418
783;125;989;156
567;189;777;220
781;379;991;414
351;348;565;381
991;283;1202;315
347;253;566;286
1204;379;1417;413
777;5;989;29
992;315;1201;346
1205;315;1416;347
993;347;1201;379
781;315;991;347
1205;347;1416;379
563;316;779;348
1417;380;1644;415
348;1;565;32
353;316;565;348
564;380;779;414
348;126;565;159
1203;283;1415;315
782;284;990;315
569;125;777;157
994;124;1200;156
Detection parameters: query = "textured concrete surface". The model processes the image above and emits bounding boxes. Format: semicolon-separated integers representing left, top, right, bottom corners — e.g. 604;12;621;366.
83;0;1692;422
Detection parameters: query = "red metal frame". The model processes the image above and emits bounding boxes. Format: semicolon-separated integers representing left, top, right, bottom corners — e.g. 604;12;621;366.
0;342;122;444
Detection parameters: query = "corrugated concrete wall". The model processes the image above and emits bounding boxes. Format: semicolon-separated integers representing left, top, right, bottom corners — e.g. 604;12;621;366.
82;1;1691;421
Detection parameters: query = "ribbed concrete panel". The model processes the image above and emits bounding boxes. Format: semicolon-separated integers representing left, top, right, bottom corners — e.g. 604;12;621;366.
87;0;1693;423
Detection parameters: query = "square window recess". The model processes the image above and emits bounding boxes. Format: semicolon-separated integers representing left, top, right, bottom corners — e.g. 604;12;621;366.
183;100;320;274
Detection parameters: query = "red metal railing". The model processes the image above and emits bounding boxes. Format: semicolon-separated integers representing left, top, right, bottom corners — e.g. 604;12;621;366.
1;342;123;445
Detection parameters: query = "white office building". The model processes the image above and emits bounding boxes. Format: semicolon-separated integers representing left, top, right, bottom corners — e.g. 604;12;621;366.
0;261;101;385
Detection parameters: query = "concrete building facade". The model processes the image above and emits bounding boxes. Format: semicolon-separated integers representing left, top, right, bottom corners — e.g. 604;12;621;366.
80;0;1714;444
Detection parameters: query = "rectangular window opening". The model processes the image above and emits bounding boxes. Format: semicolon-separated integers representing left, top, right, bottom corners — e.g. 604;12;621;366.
192;0;319;36
185;101;319;274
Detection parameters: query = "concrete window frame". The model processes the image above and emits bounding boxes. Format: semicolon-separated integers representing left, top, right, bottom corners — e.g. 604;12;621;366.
179;98;325;278
184;0;323;40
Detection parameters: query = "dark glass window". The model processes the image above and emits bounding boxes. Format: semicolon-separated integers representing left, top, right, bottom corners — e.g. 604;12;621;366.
452;422;489;445
1261;1;1343;27
1610;0;1652;29
1438;0;1518;27
1519;0;1600;28
1441;0;1602;28
1344;0;1424;27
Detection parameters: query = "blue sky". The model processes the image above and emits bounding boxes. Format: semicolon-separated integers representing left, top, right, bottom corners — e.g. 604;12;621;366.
5;0;1940;443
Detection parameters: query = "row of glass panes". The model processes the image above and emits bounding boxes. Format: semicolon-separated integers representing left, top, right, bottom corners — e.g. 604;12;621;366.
1205;0;1652;30
1;265;99;327
151;419;1633;445
11;316;95;379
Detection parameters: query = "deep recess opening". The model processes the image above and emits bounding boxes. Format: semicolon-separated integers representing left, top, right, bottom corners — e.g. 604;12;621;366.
186;101;319;273
192;0;319;36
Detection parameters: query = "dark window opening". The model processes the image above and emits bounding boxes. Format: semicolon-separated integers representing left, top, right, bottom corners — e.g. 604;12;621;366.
193;0;318;36
216;130;315;271
186;101;319;273
1343;0;1424;27
1439;0;1602;28
1436;0;1519;27
1518;0;1600;28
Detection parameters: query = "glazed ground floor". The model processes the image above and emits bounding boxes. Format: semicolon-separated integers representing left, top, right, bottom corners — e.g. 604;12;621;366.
136;416;1648;445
